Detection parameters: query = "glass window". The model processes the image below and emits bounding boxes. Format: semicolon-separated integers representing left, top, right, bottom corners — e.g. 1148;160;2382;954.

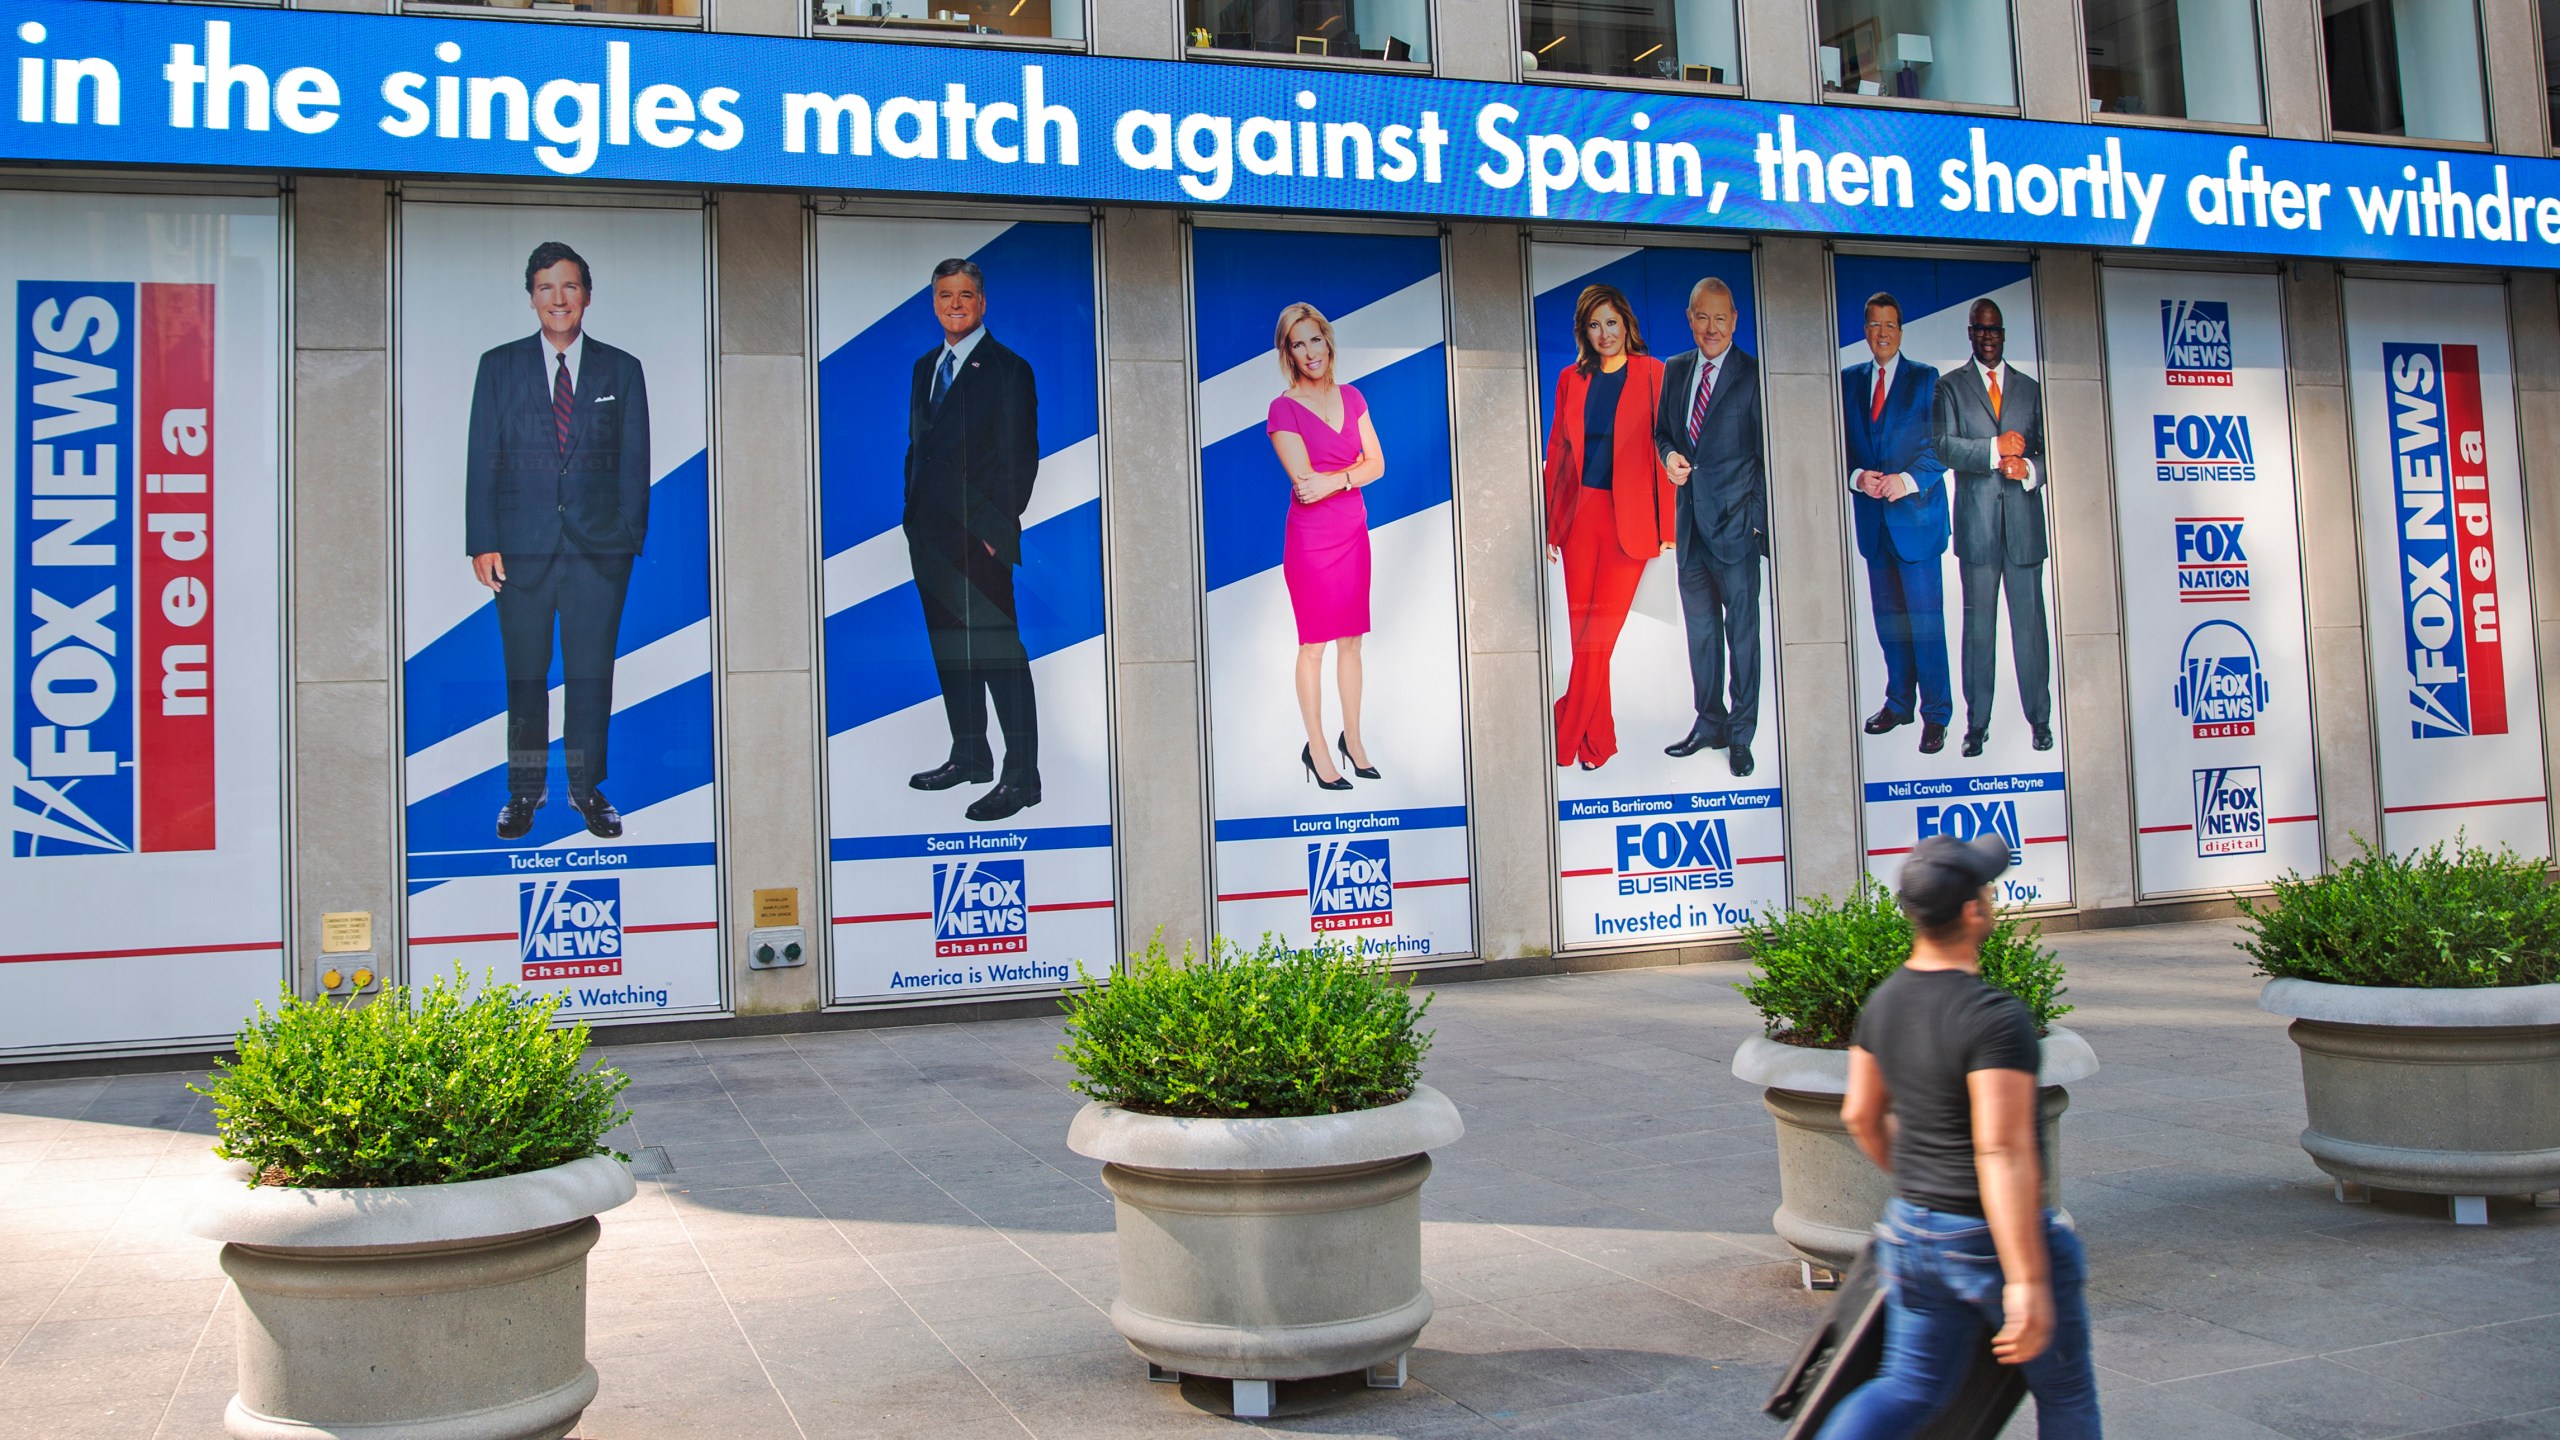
407;0;698;18
1519;0;1738;84
817;0;1084;40
2084;0;2262;124
1815;0;2015;107
2542;0;2560;147
2323;0;2486;141
1184;0;1430;63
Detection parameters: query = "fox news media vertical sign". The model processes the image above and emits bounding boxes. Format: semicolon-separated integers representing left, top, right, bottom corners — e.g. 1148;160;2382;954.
1193;228;1475;960
1528;243;1788;947
814;217;1116;1001
2;191;285;1056
2102;269;2321;895
2343;280;2552;858
397;202;722;1018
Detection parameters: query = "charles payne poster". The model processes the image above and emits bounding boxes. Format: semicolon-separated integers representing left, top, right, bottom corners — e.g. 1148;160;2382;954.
2343;279;2551;858
1528;243;1787;947
815;217;1114;1001
1834;256;2070;906
1;191;284;1056
2102;269;2320;894
398;202;720;1018
1193;227;1474;960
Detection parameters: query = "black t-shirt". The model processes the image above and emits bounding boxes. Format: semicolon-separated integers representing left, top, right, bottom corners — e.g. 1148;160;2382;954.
1581;364;1625;490
1851;966;2044;1217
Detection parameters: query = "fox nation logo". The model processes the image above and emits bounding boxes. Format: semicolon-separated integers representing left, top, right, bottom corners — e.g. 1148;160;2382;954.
933;858;1028;957
2192;766;2266;857
2173;619;2272;738
2151;414;2256;483
1308;838;1393;931
2162;299;2235;386
1613;818;1736;895
519;877;623;981
2174;517;2249;602
1915;801;2022;866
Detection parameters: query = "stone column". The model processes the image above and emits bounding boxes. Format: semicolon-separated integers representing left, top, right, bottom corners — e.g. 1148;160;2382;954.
1743;0;1815;102
2013;0;2089;124
1094;0;1178;58
2481;0;2549;156
2259;0;2329;141
714;0;802;34
2284;263;2380;860
1434;0;1515;81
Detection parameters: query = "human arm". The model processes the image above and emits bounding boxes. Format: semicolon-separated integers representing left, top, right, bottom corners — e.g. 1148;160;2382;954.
1653;362;1692;485
464;351;503;587
1997;385;2044;488
1932;376;2000;475
1542;370;1578;561
1840;1047;1898;1173
1005;358;1042;518
616;354;652;553
1345;411;1388;489
1969;1064;2054;1364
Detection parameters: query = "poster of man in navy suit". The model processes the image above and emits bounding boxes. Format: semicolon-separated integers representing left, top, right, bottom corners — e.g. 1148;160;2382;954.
1841;291;1952;754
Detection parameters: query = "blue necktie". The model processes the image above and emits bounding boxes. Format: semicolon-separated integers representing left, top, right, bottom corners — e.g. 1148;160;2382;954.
930;349;956;409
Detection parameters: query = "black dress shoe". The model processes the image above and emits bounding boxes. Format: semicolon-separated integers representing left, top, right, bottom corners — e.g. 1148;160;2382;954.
496;792;543;841
569;788;623;839
1728;744;1755;778
1665;723;1726;758
2031;723;2055;752
911;759;994;791
1961;730;1988;759
1337;731;1381;780
1918;722;1947;755
1863;706;1912;735
966;779;1042;823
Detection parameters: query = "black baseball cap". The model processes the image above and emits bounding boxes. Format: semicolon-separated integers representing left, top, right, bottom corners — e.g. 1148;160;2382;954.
1895;834;2012;927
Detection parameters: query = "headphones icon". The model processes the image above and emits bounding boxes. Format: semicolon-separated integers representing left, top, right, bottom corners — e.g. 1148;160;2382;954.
2173;619;2271;718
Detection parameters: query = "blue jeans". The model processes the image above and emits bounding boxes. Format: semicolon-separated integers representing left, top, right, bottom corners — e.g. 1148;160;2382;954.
1815;1198;2101;1440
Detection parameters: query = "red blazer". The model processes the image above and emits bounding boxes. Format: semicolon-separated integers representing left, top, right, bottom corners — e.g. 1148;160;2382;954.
1542;354;1676;561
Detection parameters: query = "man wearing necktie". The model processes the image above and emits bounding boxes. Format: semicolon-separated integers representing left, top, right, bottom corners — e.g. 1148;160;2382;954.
903;258;1044;823
1842;292;1952;755
1651;276;1769;777
1932;297;2052;758
465;241;652;842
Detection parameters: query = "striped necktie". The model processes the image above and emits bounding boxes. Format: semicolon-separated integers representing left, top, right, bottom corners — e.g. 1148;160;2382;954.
553;352;574;456
1687;357;1713;445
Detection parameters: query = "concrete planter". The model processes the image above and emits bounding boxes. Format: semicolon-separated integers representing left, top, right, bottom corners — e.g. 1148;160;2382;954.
186;1154;636;1440
1066;1084;1463;1419
2261;978;2560;1223
1732;1028;2097;1284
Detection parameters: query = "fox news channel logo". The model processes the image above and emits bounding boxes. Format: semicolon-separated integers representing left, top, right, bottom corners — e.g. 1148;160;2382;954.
933;858;1028;957
2191;766;2266;857
2173;619;2271;738
2383;340;2509;740
1308;838;1393;931
1613;817;1736;895
2175;517;2250;602
2151;414;2256;483
2162;299;2234;386
519;877;623;981
1915;800;2023;866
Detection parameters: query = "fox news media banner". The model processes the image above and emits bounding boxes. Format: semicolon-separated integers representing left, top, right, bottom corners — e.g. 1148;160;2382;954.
397;201;720;1019
0;191;285;1056
1528;243;1787;947
1193;227;1474;960
2342;279;2552;858
815;217;1114;1001
1835;256;2071;906
2102;269;2320;896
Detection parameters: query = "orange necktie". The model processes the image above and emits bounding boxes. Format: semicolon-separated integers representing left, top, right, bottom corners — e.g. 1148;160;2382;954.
1986;369;2002;423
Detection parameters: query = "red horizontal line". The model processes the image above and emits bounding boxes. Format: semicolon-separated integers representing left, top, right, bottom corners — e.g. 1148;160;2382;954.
632;922;720;935
1031;899;1116;914
1740;853;1785;865
2273;814;2318;824
835;912;929;925
1216;877;1470;903
1399;876;1471;890
2382;795;2547;816
1866;834;2067;858
2138;823;2189;834
410;920;716;947
2177;516;2246;522
0;939;284;967
1561;866;1608;878
2179;596;2251;602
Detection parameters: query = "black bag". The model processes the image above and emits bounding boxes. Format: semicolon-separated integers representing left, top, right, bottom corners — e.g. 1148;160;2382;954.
1762;1245;2026;1439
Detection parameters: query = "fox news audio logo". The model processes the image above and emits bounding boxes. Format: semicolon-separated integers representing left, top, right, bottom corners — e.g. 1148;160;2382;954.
933;858;1028;957
2173;619;2271;738
1613;818;1736;895
2175;517;2250;602
1916;800;2022;866
2162;300;2234;386
2383;341;2509;739
2151;414;2256;483
520;877;623;981
2192;766;2266;857
1308;838;1393;931
13;281;219;858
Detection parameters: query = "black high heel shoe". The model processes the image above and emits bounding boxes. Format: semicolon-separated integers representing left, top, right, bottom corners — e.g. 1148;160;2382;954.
1337;732;1381;780
1302;744;1353;791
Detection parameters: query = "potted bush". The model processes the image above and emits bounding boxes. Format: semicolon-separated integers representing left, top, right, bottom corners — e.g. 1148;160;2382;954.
2242;840;2560;1224
1728;882;2093;1286
1061;935;1460;1420
185;970;635;1440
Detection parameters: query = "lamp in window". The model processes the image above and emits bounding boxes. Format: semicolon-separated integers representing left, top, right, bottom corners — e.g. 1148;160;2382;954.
1893;33;1931;99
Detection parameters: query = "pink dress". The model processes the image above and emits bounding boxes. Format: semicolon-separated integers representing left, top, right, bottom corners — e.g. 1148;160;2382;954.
1267;386;1374;645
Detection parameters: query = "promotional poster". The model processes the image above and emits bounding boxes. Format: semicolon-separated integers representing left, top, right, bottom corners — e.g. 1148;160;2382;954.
2101;268;2321;895
1;190;285;1055
398;201;720;1017
1192;226;1474;959
816;216;1116;1001
2342;278;2551;858
1834;255;2071;906
1528;242;1788;947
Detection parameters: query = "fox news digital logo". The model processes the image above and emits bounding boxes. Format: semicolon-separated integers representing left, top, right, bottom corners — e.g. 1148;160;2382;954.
1915;800;2022;866
2151;414;2256;482
2174;517;2249;602
519;877;623;981
1613;818;1736;895
933;858;1028;957
2192;766;2266;857
2173;619;2272;738
2162;299;2234;386
1308;838;1393;931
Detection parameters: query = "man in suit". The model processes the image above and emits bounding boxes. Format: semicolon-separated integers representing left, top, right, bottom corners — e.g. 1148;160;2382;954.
466;241;650;842
1932;297;2053;758
1843;292;1953;755
1653;276;1769;778
904;258;1043;823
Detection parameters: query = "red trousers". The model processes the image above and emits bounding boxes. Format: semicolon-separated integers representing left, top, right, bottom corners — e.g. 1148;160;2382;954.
1553;485;1649;768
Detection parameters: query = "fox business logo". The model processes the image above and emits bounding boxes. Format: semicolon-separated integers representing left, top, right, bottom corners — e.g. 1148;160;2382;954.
1307;838;1393;931
933;858;1028;957
2151;414;2256;483
1915;800;2022;866
2161;299;2234;386
2191;766;2266;857
2174;518;2249;602
1613;818;1735;895
2173;619;2272;738
2383;342;2508;740
519;877;623;981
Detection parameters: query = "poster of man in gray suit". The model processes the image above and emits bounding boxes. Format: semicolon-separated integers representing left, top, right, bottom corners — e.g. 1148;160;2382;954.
1931;297;2053;758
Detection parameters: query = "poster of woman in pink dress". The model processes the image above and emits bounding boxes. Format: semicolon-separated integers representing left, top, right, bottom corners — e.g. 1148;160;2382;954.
1265;301;1387;791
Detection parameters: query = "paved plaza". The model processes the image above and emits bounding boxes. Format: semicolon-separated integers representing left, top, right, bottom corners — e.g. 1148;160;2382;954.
2;918;2556;1439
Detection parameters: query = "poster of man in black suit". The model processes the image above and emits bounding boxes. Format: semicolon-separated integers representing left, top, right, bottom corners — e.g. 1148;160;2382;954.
1932;296;2052;757
1652;276;1770;778
464;241;651;842
904;258;1044;823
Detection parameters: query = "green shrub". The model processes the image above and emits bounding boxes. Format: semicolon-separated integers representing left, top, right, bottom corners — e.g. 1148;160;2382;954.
2237;838;2560;988
192;968;632;1188
1736;880;2070;1048
1058;934;1432;1118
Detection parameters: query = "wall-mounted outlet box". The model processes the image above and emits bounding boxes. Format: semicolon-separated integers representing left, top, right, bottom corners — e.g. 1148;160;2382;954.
748;927;808;969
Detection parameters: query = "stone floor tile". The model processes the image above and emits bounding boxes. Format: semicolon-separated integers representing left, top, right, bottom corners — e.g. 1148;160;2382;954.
2328;1325;2560;1417
2162;1357;2488;1440
1424;1244;1627;1304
